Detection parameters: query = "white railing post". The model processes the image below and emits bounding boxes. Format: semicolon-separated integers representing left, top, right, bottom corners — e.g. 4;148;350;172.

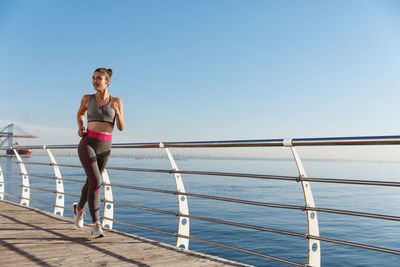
14;149;30;206
102;169;114;229
160;143;190;249
0;166;4;200
46;148;64;216
283;138;321;267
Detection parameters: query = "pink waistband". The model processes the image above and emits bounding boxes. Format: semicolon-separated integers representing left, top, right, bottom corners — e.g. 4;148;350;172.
86;129;112;141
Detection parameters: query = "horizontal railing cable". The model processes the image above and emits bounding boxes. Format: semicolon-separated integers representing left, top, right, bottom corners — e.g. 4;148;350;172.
100;216;176;237
3;194;71;211
103;183;303;210
305;207;400;222
174;191;400;222
178;212;305;238
301;177;400;187
29;174;84;184
18;162;82;168
9;162;400;187
2;192;69;211
170;170;400;187
0;170;84;184
29;198;63;209
102;200;177;216
3;192;20;199
2;182;80;199
101;199;306;238
175;234;306;267
308;235;400;256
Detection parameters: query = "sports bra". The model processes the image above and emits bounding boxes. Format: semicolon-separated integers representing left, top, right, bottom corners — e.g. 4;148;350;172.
87;94;116;124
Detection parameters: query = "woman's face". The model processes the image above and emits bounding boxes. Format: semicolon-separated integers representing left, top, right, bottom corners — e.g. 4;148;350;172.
92;72;109;91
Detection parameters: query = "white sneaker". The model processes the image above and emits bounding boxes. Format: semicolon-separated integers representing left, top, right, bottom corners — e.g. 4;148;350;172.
91;223;104;238
72;203;84;228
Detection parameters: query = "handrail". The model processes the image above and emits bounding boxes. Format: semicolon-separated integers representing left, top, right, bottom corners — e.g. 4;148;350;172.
1;134;400;267
1;135;400;150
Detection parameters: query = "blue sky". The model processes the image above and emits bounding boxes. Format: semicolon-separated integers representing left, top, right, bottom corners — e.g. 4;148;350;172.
1;0;400;146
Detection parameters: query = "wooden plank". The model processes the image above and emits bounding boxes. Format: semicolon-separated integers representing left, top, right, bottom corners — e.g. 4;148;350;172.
0;200;252;267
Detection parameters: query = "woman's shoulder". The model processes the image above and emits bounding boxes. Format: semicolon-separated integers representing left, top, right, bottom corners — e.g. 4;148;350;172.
82;94;93;100
81;94;93;105
112;96;123;102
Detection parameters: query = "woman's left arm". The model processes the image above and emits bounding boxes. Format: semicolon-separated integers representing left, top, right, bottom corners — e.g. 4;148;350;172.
111;98;125;131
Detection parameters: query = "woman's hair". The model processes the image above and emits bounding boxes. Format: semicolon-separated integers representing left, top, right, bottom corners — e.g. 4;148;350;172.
94;68;113;81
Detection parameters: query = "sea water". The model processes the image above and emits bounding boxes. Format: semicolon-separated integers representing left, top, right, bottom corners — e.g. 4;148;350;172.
1;150;400;267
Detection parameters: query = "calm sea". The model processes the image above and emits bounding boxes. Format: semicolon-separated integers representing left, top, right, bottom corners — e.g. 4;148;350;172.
1;151;400;267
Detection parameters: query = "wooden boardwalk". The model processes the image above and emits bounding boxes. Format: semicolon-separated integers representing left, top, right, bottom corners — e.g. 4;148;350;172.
0;200;251;267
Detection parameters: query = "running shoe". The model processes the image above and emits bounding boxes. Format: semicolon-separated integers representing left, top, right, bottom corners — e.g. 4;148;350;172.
72;203;84;228
91;223;104;238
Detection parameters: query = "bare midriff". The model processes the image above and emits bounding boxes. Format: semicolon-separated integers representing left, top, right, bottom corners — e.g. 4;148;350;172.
87;121;114;135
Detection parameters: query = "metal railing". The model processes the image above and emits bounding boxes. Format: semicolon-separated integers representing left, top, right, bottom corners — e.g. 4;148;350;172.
1;135;400;267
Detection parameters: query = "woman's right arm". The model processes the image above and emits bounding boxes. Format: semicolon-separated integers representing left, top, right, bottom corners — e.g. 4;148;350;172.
77;95;90;137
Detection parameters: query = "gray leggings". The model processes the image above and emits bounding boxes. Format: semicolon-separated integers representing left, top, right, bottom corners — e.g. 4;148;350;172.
78;135;111;223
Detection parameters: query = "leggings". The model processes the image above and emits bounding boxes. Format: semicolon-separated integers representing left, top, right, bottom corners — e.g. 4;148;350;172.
78;129;112;223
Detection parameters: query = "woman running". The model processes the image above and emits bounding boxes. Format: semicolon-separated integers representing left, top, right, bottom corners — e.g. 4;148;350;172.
73;68;125;238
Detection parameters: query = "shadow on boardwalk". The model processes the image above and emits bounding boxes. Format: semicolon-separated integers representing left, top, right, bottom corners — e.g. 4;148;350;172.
0;200;251;266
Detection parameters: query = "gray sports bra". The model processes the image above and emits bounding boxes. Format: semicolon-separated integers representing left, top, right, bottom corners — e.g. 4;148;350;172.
87;94;116;124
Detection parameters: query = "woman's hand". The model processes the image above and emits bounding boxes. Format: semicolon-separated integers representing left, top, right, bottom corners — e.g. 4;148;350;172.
110;98;121;116
78;126;86;137
111;97;125;131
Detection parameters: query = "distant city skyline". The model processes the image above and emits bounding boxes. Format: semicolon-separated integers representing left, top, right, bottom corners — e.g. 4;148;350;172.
1;1;400;160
